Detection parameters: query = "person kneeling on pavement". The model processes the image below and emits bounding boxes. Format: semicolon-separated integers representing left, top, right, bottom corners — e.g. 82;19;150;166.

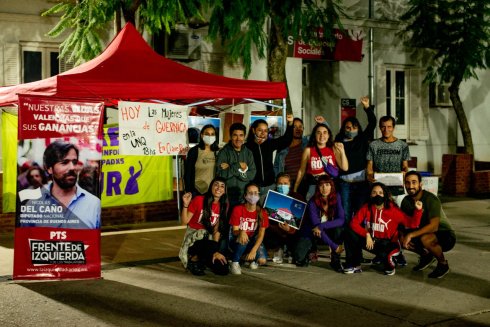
344;182;423;275
179;177;229;276
229;182;269;275
264;173;305;264
293;175;345;272
400;171;456;278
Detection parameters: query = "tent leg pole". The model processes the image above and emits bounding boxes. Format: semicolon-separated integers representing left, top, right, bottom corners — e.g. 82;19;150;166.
282;98;287;130
175;155;181;222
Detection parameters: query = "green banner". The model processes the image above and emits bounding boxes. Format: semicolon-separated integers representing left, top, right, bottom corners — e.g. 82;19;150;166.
101;125;174;207
1;112;18;213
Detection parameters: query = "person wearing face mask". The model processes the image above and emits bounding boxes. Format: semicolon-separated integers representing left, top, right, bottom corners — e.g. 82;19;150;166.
293;175;345;271
263;173;305;264
343;182;423;276
245;114;294;198
335;96;376;226
184;124;220;195
228;183;269;275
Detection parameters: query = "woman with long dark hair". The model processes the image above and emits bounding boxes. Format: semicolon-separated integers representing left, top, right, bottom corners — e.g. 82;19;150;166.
343;182;423;276
228;182;269;275
293;175;345;272
179;177;229;276
184;124;220;195
293;123;348;200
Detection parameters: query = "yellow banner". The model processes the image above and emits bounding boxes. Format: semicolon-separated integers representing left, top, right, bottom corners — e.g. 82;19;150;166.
101;125;174;207
1;112;18;213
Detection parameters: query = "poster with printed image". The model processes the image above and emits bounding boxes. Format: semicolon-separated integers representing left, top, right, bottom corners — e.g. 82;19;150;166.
250;115;284;139
263;190;307;230
187;116;221;145
14;95;104;280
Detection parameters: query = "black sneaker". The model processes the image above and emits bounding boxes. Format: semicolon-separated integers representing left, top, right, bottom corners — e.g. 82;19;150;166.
394;253;407;266
428;262;449;278
361;257;372;265
413;254;435;272
330;260;344;273
371;256;382;265
187;261;205;276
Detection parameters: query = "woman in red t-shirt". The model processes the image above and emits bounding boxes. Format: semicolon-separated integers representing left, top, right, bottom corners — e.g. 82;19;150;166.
294;123;348;200
228;183;269;275
179;177;229;276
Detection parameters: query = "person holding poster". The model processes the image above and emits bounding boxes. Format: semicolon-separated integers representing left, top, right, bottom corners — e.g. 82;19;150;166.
245;114;294;197
343;182;423;276
184;124;220;195
264;173;304;264
19;141;101;229
229;183;269;275
293;175;345;272
293;123;348;201
179;177;229;276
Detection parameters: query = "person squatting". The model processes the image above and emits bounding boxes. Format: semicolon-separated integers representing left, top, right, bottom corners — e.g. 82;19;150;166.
179;98;456;279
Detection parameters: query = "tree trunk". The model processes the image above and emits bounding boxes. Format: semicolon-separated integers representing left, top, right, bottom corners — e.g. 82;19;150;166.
122;0;142;26
115;7;122;33
267;18;292;113
449;79;474;155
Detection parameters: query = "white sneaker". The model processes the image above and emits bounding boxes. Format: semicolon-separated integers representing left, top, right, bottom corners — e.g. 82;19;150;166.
250;261;259;270
230;262;242;275
272;248;284;264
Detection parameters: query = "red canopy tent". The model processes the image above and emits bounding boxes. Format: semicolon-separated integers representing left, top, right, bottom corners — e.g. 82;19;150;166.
0;23;286;107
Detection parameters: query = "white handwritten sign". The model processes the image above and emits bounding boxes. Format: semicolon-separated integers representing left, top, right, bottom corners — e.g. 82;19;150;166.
118;101;188;156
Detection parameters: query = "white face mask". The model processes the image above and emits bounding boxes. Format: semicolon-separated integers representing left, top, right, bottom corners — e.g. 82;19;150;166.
202;135;216;145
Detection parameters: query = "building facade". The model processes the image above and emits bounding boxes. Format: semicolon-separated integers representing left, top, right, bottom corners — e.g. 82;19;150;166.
1;0;490;176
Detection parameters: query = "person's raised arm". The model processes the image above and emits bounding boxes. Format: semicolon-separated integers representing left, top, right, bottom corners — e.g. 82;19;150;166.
294;147;310;192
361;96;377;140
181;192;193;225
271;114;294;151
333;142;349;171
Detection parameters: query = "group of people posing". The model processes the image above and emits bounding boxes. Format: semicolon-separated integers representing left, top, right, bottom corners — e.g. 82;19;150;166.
179;97;456;279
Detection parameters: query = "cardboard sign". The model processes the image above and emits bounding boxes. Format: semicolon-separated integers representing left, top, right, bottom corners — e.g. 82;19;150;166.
118;101;188;156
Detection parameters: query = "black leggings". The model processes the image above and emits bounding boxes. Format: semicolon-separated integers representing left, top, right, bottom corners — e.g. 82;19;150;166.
344;229;400;270
188;239;229;275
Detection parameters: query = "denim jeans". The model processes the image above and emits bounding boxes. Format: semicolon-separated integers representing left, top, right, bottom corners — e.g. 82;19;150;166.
230;233;267;262
338;180;369;225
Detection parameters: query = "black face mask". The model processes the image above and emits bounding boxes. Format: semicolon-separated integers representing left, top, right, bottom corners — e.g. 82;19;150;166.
371;195;384;206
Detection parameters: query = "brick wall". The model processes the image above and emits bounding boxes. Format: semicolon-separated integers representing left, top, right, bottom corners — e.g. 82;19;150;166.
471;170;490;196
441;154;473;196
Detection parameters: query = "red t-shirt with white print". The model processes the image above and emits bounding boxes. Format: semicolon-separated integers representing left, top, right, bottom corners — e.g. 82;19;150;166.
187;195;220;230
307;146;337;176
229;204;269;237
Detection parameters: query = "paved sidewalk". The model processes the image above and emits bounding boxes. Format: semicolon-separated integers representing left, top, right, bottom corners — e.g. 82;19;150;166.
0;197;489;326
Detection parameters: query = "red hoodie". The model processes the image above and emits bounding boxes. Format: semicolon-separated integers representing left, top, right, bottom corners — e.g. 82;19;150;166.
350;203;422;242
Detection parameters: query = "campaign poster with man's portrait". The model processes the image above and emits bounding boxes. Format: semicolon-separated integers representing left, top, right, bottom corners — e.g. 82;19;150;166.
14;95;104;280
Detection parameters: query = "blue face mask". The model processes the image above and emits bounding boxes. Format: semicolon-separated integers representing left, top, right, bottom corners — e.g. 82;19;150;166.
277;184;290;195
345;130;358;139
